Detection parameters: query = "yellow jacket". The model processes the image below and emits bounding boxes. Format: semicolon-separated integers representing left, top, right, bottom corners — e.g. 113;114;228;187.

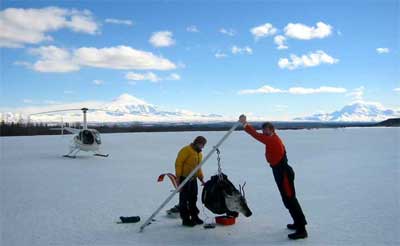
175;145;204;180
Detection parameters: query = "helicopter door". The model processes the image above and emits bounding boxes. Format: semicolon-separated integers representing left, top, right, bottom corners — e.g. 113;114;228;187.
93;131;102;144
81;130;94;145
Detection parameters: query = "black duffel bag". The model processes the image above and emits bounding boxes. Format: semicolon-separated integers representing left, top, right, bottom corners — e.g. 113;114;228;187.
201;173;238;217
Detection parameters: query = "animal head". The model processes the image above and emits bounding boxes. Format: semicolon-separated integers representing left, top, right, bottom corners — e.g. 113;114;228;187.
223;182;252;217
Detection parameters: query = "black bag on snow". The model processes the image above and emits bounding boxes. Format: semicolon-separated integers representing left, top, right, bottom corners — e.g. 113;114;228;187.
201;173;238;215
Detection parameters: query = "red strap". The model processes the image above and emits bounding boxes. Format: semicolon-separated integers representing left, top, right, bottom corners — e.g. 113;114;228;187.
157;173;177;189
283;173;293;198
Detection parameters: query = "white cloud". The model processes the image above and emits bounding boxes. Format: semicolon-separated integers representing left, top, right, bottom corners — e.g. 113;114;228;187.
278;50;339;70
30;46;80;72
149;31;175;47
186;25;199;32
215;51;228;59
238;85;347;95
232;45;253;55
105;18;133;25
125;72;161;82
347;86;365;100
74;46;176;70
0;7;99;48
125;72;180;82
27;45;177;73
92;80;104;85
220;28;236;36
250;23;277;40
274;35;288;50
376;48;390;54
66;14;98;34
288;86;347;94
238;85;284;95
394;88;400;92
284;22;332;40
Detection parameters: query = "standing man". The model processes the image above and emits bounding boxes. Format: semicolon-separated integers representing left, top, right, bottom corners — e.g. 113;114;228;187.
175;136;207;227
239;115;308;240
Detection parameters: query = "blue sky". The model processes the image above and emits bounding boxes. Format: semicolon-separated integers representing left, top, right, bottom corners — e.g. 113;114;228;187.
1;0;399;120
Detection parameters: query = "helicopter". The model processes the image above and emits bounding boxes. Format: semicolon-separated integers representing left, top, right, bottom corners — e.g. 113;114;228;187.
30;108;109;158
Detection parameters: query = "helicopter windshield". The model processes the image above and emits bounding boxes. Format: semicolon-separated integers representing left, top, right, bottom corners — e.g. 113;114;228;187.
80;130;94;145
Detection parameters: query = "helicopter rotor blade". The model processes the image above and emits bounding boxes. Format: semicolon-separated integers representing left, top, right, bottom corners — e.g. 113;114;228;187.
29;109;83;116
29;108;122;116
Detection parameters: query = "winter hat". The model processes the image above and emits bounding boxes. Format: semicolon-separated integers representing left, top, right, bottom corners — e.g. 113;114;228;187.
193;136;207;145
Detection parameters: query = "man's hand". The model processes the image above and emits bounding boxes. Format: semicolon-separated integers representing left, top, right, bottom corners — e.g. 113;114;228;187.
239;114;247;124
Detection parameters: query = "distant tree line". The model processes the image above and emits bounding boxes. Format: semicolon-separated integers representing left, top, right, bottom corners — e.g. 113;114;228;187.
0;121;78;136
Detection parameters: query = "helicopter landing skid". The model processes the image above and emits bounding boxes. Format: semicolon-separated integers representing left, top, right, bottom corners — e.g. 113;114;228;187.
94;153;109;157
63;154;77;159
63;148;80;158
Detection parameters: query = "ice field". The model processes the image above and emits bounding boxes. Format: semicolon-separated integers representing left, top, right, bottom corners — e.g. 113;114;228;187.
1;127;399;245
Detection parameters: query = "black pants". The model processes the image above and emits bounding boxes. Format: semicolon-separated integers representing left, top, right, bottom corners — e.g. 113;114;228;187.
272;155;307;227
179;176;199;221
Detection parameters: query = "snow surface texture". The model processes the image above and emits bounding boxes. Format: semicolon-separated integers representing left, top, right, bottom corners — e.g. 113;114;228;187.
1;128;399;246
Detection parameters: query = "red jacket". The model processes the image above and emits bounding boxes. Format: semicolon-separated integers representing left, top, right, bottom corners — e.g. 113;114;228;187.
244;124;285;167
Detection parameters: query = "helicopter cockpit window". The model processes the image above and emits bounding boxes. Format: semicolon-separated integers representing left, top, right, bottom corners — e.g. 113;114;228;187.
93;130;101;144
81;130;94;145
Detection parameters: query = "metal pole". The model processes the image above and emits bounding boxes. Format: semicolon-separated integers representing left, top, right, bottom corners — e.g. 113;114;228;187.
82;109;88;130
61;116;64;135
139;121;241;232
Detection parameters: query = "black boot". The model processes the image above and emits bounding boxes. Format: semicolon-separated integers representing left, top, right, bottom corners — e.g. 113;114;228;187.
288;226;308;240
169;205;180;213
192;216;204;225
182;219;196;227
287;223;296;230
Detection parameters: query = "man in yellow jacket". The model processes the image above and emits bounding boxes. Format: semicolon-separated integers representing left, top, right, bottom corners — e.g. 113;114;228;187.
175;136;206;227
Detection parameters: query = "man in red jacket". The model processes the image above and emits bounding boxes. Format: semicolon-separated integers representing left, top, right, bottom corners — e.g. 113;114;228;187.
239;114;308;240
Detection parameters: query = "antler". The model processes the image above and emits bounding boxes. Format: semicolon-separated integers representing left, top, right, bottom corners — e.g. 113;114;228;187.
242;182;246;198
239;182;247;198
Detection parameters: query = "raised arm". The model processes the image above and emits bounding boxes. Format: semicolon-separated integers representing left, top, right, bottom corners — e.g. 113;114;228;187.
239;114;271;145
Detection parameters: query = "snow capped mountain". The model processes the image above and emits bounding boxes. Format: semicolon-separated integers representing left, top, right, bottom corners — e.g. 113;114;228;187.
103;94;159;115
1;93;225;123
295;101;400;122
2;95;398;124
101;93;224;120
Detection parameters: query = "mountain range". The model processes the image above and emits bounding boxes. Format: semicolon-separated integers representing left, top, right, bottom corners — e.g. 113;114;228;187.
1;94;399;123
295;101;400;122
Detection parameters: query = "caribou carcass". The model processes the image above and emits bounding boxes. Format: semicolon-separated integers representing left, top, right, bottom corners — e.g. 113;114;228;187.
202;173;252;217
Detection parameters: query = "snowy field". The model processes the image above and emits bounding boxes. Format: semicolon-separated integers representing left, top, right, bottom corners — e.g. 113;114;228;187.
1;127;399;246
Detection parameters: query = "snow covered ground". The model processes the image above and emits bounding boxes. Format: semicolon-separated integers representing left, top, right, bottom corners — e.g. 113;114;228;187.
1;127;399;246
